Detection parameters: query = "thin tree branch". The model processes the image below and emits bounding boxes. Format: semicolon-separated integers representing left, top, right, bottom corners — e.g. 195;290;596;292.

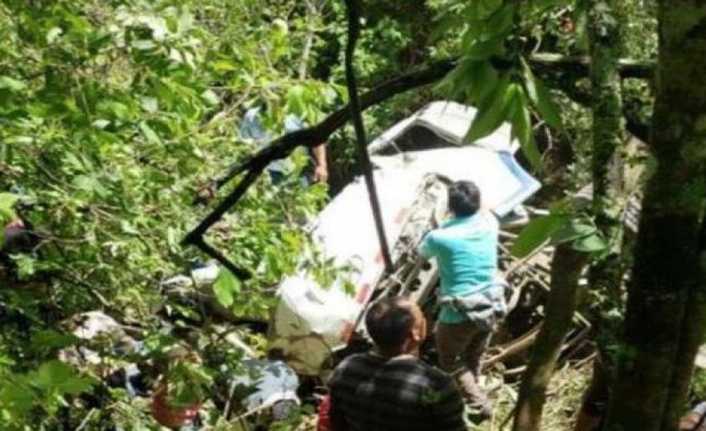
344;0;393;273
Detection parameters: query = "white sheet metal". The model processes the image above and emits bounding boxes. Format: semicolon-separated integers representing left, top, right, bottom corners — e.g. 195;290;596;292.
368;101;519;154
269;101;540;376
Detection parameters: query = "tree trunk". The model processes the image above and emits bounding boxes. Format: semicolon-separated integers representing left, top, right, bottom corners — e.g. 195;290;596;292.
586;0;626;308
660;219;706;431
578;2;628;428
602;2;706;430
512;244;588;431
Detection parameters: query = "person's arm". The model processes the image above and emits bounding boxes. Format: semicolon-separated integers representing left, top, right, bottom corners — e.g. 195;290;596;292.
417;231;437;260
312;142;328;183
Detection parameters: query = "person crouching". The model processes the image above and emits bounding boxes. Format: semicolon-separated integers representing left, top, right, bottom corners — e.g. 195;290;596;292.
327;296;466;431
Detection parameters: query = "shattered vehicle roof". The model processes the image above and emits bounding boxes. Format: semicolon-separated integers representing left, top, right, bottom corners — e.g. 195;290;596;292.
269;101;542;376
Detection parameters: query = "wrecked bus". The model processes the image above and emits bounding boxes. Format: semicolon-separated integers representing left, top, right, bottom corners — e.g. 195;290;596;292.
268;101;541;376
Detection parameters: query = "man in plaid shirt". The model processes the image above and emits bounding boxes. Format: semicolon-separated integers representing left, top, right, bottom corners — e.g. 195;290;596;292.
327;297;466;431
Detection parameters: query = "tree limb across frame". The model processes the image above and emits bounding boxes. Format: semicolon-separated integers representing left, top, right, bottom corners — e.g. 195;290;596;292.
182;52;654;277
207;53;652;194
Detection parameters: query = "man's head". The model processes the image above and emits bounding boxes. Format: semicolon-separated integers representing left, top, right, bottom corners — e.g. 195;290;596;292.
448;180;481;217
365;297;427;357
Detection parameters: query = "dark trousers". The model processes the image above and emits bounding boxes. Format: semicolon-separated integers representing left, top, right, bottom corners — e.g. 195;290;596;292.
436;320;492;408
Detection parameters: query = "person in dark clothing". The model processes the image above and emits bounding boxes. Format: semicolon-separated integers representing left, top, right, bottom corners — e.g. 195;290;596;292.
327;296;466;431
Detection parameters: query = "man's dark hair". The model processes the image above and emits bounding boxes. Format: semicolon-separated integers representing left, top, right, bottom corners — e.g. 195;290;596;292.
448;180;481;217
365;297;415;353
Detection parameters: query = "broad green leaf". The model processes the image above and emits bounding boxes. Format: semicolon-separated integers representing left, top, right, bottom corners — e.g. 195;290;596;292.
213;268;241;308
34;361;94;395
572;233;608;253
486;3;515;37
510;89;542;171
551;219;597;244
37;363;94;395
464;77;513;144
30;330;78;353
0;76;26;92
0;384;34;414
534;78;563;129
521;58;562;129
466;61;499;105
511;214;568;258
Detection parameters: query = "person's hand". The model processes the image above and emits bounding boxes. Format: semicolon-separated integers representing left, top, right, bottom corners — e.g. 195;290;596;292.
313;164;329;184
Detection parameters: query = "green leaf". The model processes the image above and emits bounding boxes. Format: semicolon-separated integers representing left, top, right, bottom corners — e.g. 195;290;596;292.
212;60;237;72
551;219;597;244
510;89;542;171
31;330;78;353
0;76;26;92
486;3;515;37
464;77;513;144
521;58;562;129
534;78;563;129
511;214;568;258
34;361;94;395
0;193;19;221
139;121;161;145
572;233;608;253
213;269;241;308
286;85;306;117
201;89;220;106
466;61;499;105
0;383;34;414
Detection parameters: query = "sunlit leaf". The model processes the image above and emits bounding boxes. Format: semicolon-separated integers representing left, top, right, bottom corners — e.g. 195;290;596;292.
510;89;542;171
213;269;241;308
572;233;608;253
512;214;568;258
521;58;562;129
464;77;513;144
0;76;26;92
139;121;161;144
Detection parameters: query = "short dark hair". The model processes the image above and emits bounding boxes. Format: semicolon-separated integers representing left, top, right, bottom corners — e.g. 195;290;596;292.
448;180;480;217
365;297;415;352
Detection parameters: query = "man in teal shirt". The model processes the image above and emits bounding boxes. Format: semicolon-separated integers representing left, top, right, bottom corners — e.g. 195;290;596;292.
418;180;501;419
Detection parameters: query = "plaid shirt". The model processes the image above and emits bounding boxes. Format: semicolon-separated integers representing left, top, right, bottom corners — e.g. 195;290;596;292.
328;352;466;431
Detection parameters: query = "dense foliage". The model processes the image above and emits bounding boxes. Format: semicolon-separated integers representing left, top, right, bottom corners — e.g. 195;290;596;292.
0;0;667;429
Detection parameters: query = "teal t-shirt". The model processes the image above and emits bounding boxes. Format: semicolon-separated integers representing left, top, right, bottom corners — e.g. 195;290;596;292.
418;212;499;324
